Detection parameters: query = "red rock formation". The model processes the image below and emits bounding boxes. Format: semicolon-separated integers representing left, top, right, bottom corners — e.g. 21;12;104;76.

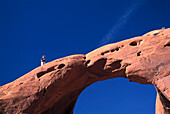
0;28;170;114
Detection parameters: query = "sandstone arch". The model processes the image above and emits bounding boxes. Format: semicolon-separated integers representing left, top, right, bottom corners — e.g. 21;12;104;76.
74;78;156;113
0;28;170;114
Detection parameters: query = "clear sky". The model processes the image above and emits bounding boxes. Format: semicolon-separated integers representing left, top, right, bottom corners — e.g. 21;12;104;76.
0;0;170;113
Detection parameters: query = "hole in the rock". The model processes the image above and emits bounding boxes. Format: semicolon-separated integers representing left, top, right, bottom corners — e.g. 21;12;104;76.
83;57;86;59
74;78;156;114
111;49;115;52
85;60;91;66
37;71;46;78
115;47;119;51
129;40;143;46
105;51;110;54
129;41;137;46
101;51;110;55
108;60;122;70
111;47;121;52
58;64;65;69
19;82;23;85
47;67;55;72
137;51;141;56
37;66;56;78
152;31;160;35
164;41;170;47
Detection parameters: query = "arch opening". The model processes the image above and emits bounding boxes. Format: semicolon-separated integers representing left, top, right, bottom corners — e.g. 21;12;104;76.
74;78;156;114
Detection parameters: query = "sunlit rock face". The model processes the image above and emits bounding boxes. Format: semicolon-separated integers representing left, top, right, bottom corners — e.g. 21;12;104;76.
0;28;170;114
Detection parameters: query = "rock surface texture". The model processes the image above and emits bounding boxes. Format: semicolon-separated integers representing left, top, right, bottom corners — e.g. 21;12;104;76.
0;28;170;114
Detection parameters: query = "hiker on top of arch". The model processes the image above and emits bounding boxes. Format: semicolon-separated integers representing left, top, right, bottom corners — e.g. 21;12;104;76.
41;55;45;66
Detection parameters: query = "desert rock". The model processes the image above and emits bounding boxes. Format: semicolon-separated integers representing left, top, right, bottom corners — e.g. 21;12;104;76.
0;28;170;114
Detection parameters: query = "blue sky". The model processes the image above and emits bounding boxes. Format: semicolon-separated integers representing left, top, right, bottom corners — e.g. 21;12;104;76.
0;0;170;113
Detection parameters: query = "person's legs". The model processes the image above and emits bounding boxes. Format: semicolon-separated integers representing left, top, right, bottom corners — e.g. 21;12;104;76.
41;62;45;66
41;62;43;66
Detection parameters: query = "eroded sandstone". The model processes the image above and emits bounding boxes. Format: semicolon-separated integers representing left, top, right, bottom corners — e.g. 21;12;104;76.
0;28;170;114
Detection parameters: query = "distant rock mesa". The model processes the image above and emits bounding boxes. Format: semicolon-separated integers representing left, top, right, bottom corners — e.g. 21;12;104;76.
0;28;170;114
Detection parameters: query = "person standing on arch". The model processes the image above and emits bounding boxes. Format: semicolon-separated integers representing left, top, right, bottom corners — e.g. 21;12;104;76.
41;55;45;66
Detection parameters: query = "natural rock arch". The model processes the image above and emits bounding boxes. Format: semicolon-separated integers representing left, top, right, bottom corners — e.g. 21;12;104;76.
0;28;170;114
74;78;156;113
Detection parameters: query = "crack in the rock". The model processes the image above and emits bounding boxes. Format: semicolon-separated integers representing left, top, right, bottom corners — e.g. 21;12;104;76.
156;87;170;112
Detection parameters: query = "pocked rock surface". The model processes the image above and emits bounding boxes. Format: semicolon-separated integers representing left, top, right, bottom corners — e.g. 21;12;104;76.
0;28;170;114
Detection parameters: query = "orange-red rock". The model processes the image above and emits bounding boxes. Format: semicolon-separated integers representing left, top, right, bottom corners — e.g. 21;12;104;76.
0;28;170;114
